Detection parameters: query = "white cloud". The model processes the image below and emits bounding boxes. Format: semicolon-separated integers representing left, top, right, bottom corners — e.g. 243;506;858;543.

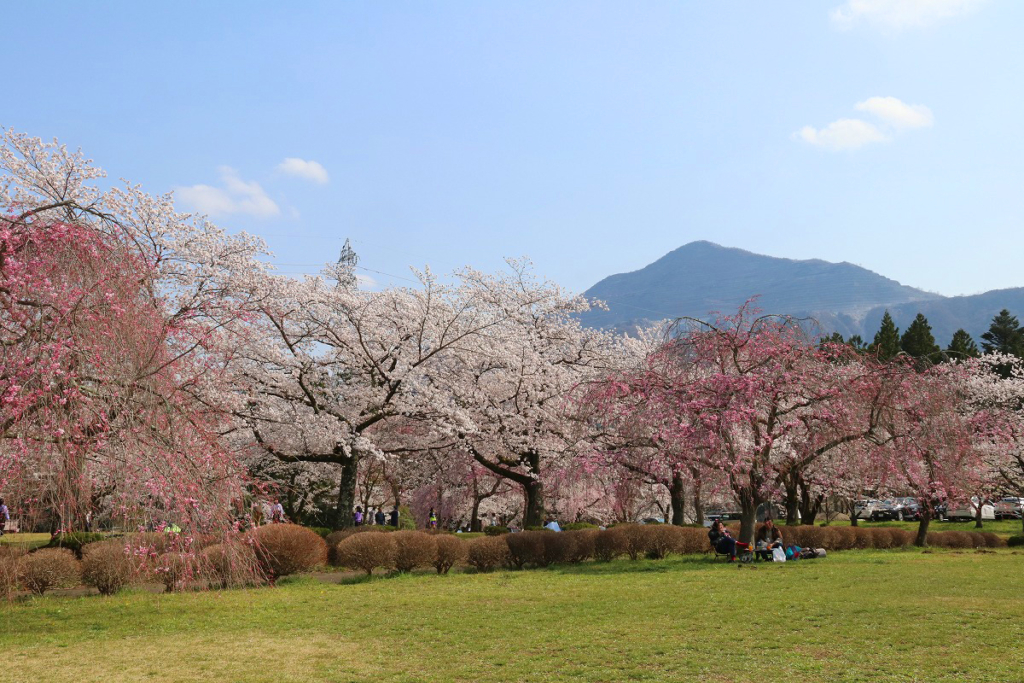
795;119;888;151
176;166;280;218
277;157;329;185
855;96;933;129
795;96;933;152
830;0;985;30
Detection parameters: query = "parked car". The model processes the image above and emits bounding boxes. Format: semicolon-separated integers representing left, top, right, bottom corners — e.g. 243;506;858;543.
876;499;925;520
869;500;899;521
853;499;880;520
994;497;1024;520
705;509;743;523
945;498;996;522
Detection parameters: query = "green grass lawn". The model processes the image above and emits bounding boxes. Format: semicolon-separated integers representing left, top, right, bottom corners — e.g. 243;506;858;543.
828;518;1024;537
2;549;1023;682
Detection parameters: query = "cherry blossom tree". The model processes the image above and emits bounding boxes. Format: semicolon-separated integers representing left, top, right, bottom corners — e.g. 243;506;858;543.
0;130;268;534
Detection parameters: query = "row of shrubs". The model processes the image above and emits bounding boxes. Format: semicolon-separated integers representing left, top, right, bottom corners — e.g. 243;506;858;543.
2;523;1012;599
0;524;332;597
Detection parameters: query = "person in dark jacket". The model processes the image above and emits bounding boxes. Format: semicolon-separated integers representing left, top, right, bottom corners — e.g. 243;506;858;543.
374;507;386;526
755;518;784;560
708;519;737;560
389;506;399;527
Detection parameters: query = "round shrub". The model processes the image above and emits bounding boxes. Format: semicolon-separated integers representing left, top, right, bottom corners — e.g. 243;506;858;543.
616;524;648;560
202;542;262;589
252;524;328;580
392;531;436;573
643;525;683;559
483;525;509;536
19;548;81;595
676;526;710;555
154;552;207;592
826;526;857;551
0;546;27;598
562;529;596;564
1007;535;1024;547
980;532;1005;548
433;535;467;574
505;531;548;568
851;526;875;549
334;532;396;575
561;522;598;531
82;540;138;596
594;527;627;561
325;527;389;565
467;536;508;572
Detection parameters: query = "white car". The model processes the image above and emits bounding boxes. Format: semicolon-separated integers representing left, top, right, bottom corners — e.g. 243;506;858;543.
994;497;1024;520
945;498;995;522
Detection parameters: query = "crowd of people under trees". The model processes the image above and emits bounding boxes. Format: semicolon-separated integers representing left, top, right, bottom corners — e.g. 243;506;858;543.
3;130;1024;552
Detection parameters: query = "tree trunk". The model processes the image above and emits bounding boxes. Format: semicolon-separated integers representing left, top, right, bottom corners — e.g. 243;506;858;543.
693;479;705;526
470;497;481;533
669;471;686;526
915;508;931;547
332;457;359;529
799;484;823;526
738;495;760;545
784;475;801;526
523;478;545;528
849;498;859;527
974;500;984;529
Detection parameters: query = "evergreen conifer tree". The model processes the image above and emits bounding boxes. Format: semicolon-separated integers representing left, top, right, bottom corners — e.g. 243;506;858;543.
870;311;901;361
945;329;980;360
980;309;1024;357
900;313;940;364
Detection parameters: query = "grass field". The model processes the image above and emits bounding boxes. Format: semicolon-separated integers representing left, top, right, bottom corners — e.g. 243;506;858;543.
1;548;1022;682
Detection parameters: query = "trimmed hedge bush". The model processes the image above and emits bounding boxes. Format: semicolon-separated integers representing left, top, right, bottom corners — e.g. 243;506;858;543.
392;531;436;572
467;536;508;572
594;527;627;561
505;531;548;568
334;532;396;575
0;546;26;598
561;523;599;531
483;525;509;536
433;534;467;574
20;548;81;595
1007;535;1024;547
154;552;197;592
252;524;328;580
82;540;138;595
202;542;262;588
562;529;597;564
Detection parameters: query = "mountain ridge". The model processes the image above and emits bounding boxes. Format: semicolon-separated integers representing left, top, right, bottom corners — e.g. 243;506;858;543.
580;241;1020;344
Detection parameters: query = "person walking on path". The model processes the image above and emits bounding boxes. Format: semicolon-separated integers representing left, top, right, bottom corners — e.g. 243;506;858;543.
389;506;399;527
353;506;364;526
0;498;8;536
374;507;386;526
428;508;438;529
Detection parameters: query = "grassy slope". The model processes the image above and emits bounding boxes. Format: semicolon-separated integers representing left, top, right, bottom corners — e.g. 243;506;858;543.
2;550;1023;682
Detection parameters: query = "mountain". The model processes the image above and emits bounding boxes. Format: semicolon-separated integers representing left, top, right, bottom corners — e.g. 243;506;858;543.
580;241;1022;345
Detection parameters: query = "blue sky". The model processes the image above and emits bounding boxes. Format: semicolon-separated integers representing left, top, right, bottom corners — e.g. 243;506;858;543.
4;1;1021;296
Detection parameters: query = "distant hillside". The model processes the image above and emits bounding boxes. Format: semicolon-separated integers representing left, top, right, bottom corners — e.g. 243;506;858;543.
580;241;943;336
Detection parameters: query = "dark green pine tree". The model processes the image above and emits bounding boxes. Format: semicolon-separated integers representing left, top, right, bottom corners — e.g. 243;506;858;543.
846;334;867;352
945;329;980;360
871;311;901;361
980;309;1024;357
900;313;940;365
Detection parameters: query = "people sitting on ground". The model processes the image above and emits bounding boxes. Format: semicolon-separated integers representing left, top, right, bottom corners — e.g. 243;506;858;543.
755;518;784;560
708;519;738;560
